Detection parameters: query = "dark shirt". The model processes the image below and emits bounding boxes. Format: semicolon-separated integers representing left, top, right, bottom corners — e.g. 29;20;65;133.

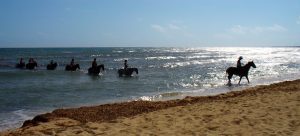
92;61;97;68
237;60;242;68
70;60;74;66
124;62;128;69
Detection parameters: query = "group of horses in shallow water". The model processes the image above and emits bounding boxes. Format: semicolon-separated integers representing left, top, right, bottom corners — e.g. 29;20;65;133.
16;58;256;84
16;60;139;77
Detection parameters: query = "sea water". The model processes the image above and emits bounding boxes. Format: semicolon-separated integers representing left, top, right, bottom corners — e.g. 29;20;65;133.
0;47;299;130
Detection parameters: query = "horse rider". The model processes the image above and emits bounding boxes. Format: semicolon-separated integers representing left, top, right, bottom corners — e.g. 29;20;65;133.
29;58;36;64
50;60;54;65
28;58;32;63
19;58;25;65
70;58;74;67
237;56;243;68
124;60;128;70
92;58;97;69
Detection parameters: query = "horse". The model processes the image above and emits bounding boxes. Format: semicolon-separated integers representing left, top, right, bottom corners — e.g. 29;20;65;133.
226;61;256;85
65;64;80;71
47;62;57;70
25;62;38;70
16;63;25;69
88;64;105;75
118;68;138;77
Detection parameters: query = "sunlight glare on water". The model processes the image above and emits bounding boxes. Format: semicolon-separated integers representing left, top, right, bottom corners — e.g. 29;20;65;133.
0;47;299;130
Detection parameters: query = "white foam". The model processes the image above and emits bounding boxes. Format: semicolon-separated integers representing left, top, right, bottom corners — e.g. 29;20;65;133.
0;109;34;131
140;72;300;103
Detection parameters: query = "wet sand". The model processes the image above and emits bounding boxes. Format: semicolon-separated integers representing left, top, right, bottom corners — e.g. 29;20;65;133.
1;79;300;136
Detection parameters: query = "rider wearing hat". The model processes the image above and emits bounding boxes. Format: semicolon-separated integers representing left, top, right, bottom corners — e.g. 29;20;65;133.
237;56;243;68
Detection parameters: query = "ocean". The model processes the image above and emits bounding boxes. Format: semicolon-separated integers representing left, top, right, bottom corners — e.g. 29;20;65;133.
0;47;299;131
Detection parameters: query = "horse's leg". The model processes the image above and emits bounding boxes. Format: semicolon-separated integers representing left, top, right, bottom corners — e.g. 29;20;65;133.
246;76;250;83
101;65;104;71
238;76;243;85
227;74;232;85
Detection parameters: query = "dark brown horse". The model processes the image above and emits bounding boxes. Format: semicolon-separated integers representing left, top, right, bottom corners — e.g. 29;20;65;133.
16;63;25;69
226;61;256;85
65;64;80;71
25;62;38;70
118;68;138;77
88;64;105;75
47;62;57;70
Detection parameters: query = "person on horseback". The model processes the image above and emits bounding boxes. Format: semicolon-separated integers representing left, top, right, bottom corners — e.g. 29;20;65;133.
50;60;54;65
28;58;37;65
28;58;33;64
16;58;25;68
19;58;25;66
92;58;97;69
237;56;243;68
124;60;128;70
70;58;74;67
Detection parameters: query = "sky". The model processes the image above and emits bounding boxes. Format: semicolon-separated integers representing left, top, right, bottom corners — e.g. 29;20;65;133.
0;0;300;47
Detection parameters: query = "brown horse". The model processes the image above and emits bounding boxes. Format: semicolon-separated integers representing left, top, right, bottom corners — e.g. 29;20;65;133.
88;64;105;75
25;62;38;70
118;68;138;77
226;61;256;85
47;62;57;70
16;63;25;69
65;64;80;71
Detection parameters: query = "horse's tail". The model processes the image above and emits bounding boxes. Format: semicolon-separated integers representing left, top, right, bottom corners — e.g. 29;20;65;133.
224;70;228;79
118;69;123;77
225;67;232;80
225;67;229;76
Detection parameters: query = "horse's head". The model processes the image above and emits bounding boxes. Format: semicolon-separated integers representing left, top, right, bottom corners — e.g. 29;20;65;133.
248;61;256;68
132;68;138;74
135;68;138;74
75;64;80;69
98;64;104;71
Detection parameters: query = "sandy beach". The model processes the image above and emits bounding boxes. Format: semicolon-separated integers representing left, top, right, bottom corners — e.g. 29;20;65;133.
1;79;299;136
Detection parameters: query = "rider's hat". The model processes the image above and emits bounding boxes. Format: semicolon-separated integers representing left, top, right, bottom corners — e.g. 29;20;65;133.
239;56;243;60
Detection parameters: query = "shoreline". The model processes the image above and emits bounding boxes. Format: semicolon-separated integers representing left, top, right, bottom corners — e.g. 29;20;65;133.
1;79;300;135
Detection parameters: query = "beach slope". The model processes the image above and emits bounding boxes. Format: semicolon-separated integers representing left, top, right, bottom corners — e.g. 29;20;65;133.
1;79;300;135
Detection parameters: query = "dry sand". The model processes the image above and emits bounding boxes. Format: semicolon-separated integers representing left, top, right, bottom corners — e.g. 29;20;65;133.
1;79;300;136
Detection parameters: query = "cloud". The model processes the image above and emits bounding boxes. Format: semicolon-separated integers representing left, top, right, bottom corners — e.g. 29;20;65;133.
151;24;166;33
229;24;287;34
150;23;196;43
214;33;234;40
151;23;183;33
297;16;300;24
230;25;248;34
264;24;287;32
214;24;288;43
168;24;181;30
